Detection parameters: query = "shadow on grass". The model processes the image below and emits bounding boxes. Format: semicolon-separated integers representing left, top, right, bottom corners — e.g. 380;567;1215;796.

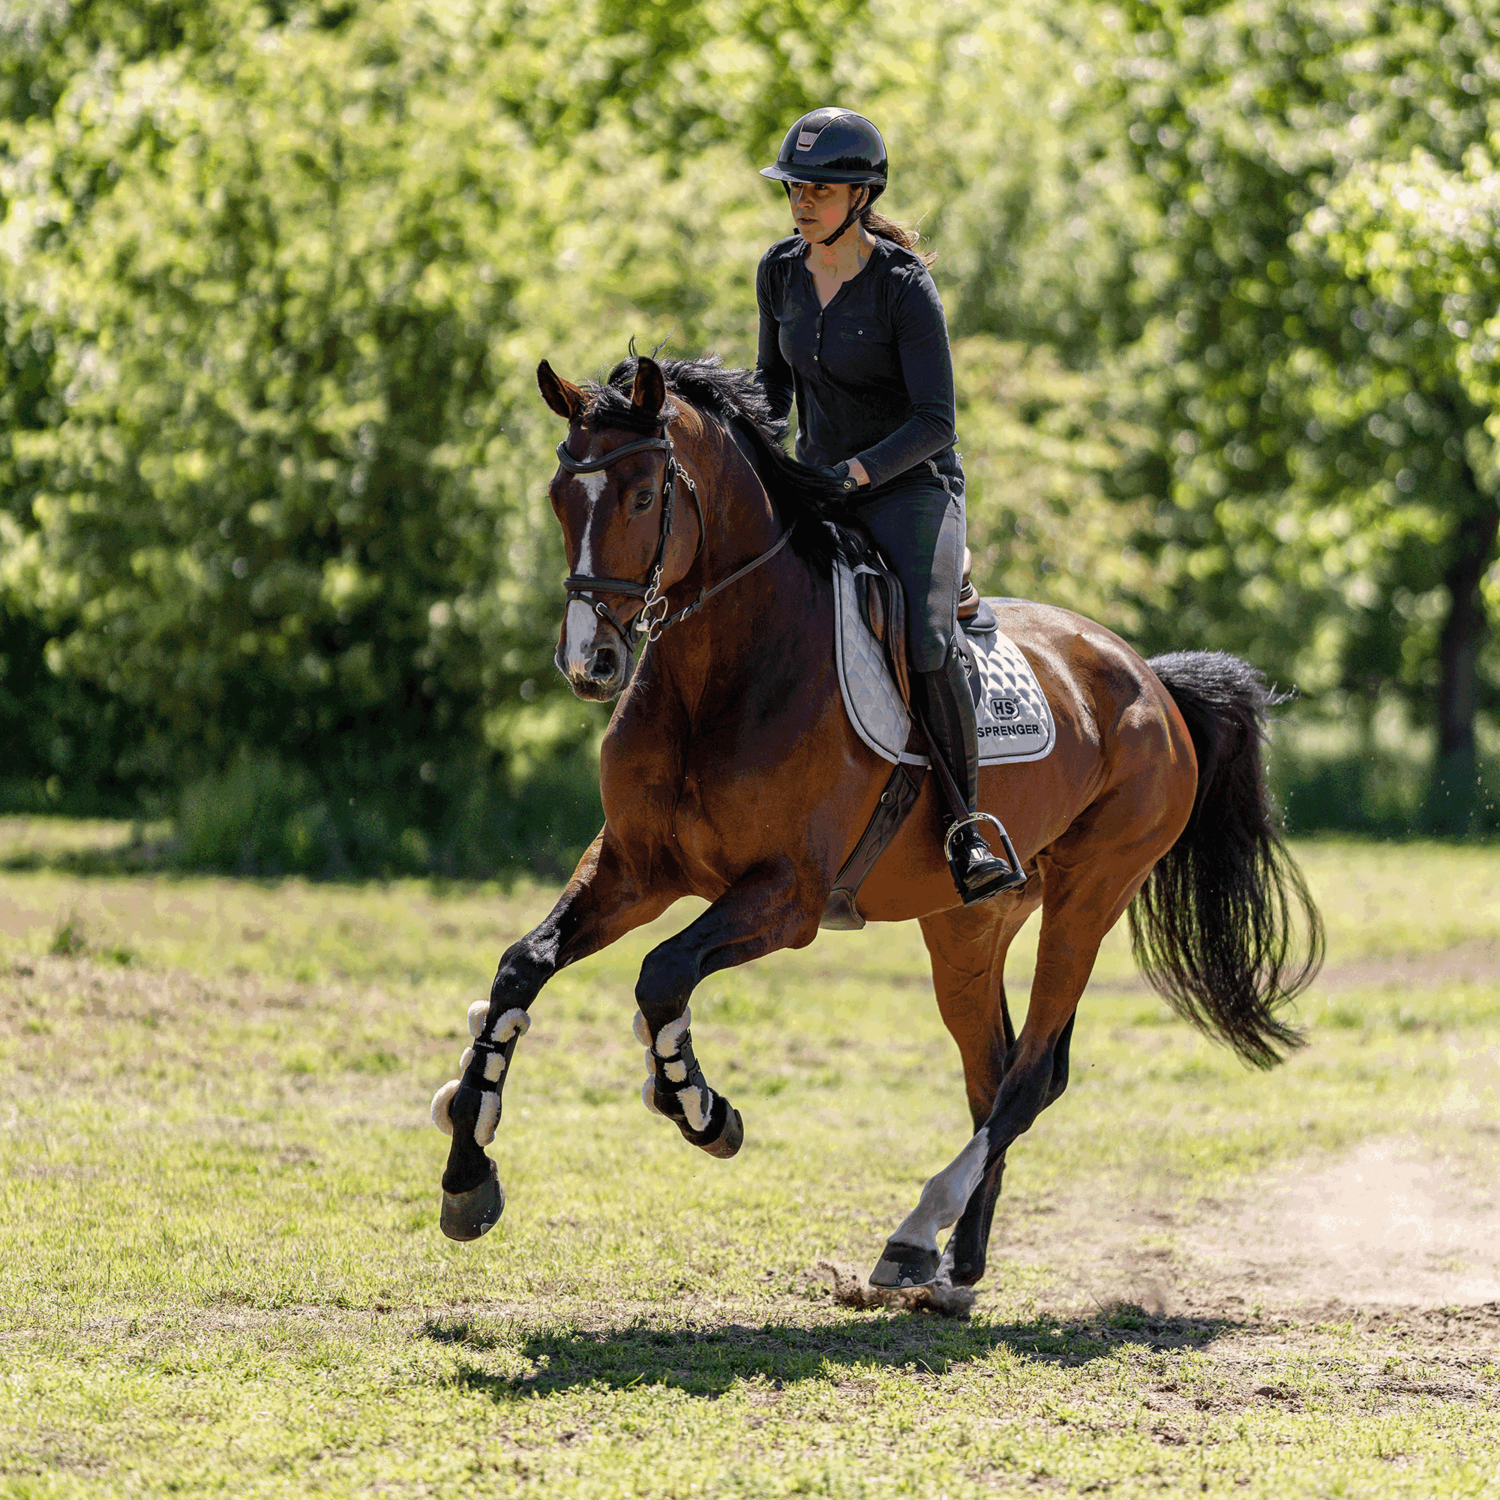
422;1305;1238;1400
0;845;165;878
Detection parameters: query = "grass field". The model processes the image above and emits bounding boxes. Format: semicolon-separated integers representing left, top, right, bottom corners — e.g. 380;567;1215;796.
2;831;1498;1498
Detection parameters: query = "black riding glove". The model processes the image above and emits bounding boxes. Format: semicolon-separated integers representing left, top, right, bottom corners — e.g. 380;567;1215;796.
815;461;859;495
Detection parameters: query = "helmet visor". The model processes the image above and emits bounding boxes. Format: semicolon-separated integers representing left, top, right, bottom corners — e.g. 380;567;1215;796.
760;163;882;186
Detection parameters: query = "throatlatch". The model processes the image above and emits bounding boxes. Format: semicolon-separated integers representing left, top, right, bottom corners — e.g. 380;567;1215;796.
634;1007;744;1159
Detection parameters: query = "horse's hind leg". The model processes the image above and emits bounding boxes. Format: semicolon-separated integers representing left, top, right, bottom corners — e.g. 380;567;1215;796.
864;895;1038;1290
633;858;821;1158
920;895;1044;1286
872;775;1184;1290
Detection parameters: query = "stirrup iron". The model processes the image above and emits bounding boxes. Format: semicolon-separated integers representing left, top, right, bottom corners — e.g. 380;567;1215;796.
943;812;1026;900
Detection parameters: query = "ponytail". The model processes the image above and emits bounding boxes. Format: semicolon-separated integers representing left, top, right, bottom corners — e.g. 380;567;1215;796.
862;208;936;268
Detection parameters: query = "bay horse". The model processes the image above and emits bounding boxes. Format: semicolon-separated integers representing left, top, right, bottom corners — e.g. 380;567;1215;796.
430;353;1323;1291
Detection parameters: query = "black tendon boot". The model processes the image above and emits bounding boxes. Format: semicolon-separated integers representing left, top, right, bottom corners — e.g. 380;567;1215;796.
917;646;1027;904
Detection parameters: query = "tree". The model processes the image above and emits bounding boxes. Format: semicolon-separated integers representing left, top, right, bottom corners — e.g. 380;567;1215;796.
1116;0;1500;829
1307;146;1500;828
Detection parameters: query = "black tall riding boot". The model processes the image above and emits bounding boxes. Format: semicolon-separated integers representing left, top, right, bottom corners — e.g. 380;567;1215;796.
916;646;1027;904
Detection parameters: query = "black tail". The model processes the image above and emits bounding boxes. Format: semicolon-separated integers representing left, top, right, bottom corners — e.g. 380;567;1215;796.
1129;651;1325;1068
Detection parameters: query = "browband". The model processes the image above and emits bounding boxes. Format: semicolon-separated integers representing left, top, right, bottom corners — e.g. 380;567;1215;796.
555;435;671;473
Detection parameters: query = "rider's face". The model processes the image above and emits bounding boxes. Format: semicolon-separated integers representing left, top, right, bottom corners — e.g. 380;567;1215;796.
788;181;863;243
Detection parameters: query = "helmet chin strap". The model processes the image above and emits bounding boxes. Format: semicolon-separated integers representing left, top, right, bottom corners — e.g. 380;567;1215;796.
818;205;864;247
786;185;870;248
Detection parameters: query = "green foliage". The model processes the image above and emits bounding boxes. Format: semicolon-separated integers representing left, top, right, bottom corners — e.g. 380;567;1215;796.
954;336;1163;630
172;746;605;877
3;0;1498;856
0;597;148;812
1114;0;1500;699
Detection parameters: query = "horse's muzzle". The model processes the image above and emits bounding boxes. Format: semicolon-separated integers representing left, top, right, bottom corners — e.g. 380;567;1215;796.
558;639;630;701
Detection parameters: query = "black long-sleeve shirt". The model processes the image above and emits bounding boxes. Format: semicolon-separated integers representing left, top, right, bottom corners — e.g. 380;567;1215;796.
755;234;960;490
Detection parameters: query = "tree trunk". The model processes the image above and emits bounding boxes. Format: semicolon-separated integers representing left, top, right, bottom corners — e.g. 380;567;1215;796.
1428;475;1500;836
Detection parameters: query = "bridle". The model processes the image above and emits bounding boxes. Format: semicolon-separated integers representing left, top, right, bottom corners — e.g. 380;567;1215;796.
557;424;792;656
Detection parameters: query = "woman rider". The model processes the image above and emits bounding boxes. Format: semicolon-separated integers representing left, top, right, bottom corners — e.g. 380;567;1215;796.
755;107;1025;904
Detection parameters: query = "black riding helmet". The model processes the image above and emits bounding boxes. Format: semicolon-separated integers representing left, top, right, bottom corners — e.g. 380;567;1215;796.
760;108;888;245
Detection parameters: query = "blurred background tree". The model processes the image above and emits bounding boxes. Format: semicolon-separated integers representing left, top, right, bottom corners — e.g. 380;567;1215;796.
0;0;1496;872
1113;0;1500;833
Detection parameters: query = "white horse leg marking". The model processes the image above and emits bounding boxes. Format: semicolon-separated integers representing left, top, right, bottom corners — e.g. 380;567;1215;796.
887;1127;991;1255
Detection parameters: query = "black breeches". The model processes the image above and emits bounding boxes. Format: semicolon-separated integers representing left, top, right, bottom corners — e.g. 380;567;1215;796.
854;472;965;674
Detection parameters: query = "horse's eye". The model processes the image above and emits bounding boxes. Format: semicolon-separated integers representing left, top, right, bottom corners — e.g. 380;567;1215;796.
630;488;655;514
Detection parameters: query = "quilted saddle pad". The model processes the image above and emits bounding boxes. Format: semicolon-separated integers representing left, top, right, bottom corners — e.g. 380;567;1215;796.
832;561;1056;768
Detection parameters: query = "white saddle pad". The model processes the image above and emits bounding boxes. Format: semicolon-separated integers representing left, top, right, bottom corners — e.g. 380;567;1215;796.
833;561;1056;767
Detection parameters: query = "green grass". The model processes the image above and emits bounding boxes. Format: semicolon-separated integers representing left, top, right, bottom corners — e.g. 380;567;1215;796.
2;829;1498;1497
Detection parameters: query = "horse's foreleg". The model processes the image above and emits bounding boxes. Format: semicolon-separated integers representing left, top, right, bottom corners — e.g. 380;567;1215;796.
633;859;818;1159
433;836;671;1240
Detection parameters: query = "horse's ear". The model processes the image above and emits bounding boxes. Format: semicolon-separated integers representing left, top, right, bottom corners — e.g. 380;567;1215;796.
537;360;585;421
630;357;667;422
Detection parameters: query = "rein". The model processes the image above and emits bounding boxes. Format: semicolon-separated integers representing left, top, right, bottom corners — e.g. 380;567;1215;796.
558;426;791;653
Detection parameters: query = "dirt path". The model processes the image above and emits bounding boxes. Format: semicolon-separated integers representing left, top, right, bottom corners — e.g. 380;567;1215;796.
1014;1133;1500;1322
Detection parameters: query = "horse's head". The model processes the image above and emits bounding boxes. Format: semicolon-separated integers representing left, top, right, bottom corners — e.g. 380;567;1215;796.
537;356;703;702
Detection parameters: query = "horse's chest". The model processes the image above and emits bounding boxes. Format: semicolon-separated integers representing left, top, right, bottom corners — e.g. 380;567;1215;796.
666;758;758;887
603;650;848;892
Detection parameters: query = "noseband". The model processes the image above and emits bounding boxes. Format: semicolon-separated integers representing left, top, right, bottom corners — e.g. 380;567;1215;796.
557;427;791;656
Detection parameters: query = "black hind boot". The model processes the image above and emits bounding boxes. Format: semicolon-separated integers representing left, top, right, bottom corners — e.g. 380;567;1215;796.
917;646;1027;904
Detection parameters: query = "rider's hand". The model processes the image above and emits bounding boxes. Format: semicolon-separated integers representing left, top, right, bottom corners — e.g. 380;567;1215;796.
816;461;866;495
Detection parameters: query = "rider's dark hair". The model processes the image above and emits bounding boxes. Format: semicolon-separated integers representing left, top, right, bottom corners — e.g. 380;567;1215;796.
862;205;935;267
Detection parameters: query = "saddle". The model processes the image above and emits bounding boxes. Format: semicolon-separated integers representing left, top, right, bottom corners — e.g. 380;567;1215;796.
855;548;996;712
825;550;1004;931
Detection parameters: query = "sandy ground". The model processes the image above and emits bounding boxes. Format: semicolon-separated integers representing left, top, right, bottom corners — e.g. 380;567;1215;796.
1046;1135;1493;1322
830;1131;1500;1324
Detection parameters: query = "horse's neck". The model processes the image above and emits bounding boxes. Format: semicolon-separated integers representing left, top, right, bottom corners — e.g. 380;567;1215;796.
653;551;826;733
692;424;783;589
661;426;827;705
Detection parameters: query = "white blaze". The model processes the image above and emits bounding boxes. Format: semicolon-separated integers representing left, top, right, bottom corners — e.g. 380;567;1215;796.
561;526;599;676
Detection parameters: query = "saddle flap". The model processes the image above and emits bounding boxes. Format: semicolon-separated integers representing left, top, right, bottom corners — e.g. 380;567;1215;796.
856;570;886;646
857;566;911;712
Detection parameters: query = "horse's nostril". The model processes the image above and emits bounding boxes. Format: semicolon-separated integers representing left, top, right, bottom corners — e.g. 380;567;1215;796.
586;650;620;682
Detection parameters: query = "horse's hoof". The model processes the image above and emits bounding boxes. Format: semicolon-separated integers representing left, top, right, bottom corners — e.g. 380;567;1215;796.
679;1097;743;1159
701;1103;743;1159
869;1240;942;1289
440;1160;504;1242
947;1257;985;1288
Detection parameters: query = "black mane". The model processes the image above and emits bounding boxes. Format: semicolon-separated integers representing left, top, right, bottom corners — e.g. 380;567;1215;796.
584;354;872;573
